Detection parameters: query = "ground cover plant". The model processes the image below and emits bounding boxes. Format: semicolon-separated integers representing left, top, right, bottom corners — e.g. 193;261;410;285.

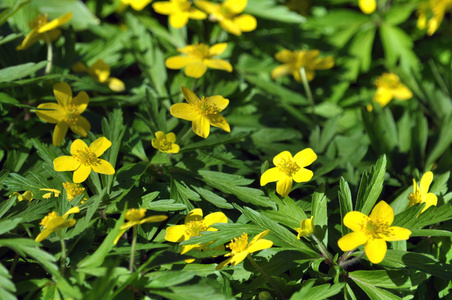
1;0;452;299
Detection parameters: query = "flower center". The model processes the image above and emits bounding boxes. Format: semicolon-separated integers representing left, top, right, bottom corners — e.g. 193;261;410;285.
228;233;248;253
175;0;191;11
63;182;85;201
189;43;211;60
74;148;99;166
277;158;300;177
158;139;173;151
193;97;218;116
64;105;80;125
125;208;146;221
377;74;400;89
40;212;58;228
185;220;208;237
30;14;48;29
364;218;390;239
408;187;422;206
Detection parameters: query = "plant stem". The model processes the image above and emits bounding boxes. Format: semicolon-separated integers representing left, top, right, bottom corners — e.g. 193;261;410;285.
129;225;138;272
45;35;53;74
10;253;19;274
178;126;193;147
339;252;365;269
247;255;285;300
338;250;354;265
57;231;67;275
299;67;318;125
311;234;334;267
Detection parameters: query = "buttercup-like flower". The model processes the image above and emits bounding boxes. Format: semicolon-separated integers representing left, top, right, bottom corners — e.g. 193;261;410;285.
121;0;152;10
417;0;452;35
165;43;232;78
72;59;125;92
170;86;231;139
10;191;34;202
271;49;334;82
114;208;168;245
295;216;314;239
165;208;227;256
359;0;376;14
152;131;180;154
260;148;317;197
216;229;273;270
63;182;87;203
338;201;411;264
40;188;61;199
408;172;437;213
35;207;80;242
195;0;257;35
153;0;206;28
374;73;412;107
17;12;72;50
53;137;115;183
36;82;91;146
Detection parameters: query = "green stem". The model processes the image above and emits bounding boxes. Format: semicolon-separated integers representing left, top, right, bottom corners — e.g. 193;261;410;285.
339;252;364;269
338;250;354;265
44;35;53;75
9;253;19;274
57;231;67;275
311;234;334;267
247;255;285;300
129;225;138;272
178;126;194;147
299;67;318;125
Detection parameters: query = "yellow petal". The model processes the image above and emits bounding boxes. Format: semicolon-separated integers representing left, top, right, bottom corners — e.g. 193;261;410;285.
234;14;257;32
204;212;228;227
63;206;80;218
275;49;295;63
384;226;411;241
165;224;187;242
219;19;242;36
37;12;72;33
170;144;180;153
209;43;228;56
90;59;111;83
53;121;68;146
16;30;40;50
374;87;393;107
188;8;207;19
206;114;230;132
208;95;229;111
228;252;249;266
192;116;210;138
424;193;438;210
155;131;165;140
369;201;394;225
276;175;293;197
114;229;127;245
273;151;293;166
392;84;412;100
260;167;283;186
166;132;176;143
271;64;292;80
53;82;72;107
89;137;112;157
343;211;369;232
73;164;92;183
106;77;126;92
293;148;317;167
223;0;247;14
181;86;201;106
195;0;218;14
36;103;64;123
337;231;368;251
185;208;203;223
420;171;433;194
247;239;273;253
169;12;189;28
170;103;199;121
54;156;80;171
365;238;387;263
70;116;91;137
92;159;115;175
72;62;88;73
139;215;168;224
152;2;173;14
292;168;313;183
359;0;376;14
129;0;152;10
166;56;197;69
313;57;335;70
71;92;89;113
203;59;233;72
185;62;207;78
70;139;89;156
35;228;53;242
216;257;233;270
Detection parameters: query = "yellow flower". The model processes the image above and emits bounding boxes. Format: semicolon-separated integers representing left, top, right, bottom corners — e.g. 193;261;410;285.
408;172;437;213
295;216;314;238
152;131;180;153
216;229;273;269
260;148;317;197
195;0;257;36
72;59;125;92
16;12;72;50
53;137;115;183
153;0;207;28
374;73;412;107
359;0;376;14
114;208;168;245
417;0;452;35
121;0;152;11
165;208;227;257
63;182;87;203
165;43;232;78
10;191;34;202
40;188;61;199
271;49;334;82
338;201;411;264
36;82;91;146
35;207;80;242
170;86;230;139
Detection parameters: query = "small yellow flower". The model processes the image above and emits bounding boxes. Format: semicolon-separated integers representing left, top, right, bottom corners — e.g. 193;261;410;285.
36;82;91;146
374;73;412;107
114;208;168;244
72;59;125;92
165;208;227;256
63;182;87;203
417;0;452;35
53;137;115;183
338;201;411;264
153;0;207;28
165;43;232;78
260;148;317;197
195;0;257;36
216;229;273;269
121;0;152;11
10;191;34;202
359;0;376;14
408;172;437;213
16;12;72;50
170;86;231;139
35;207;80;242
152;131;180;154
40;188;61;199
295;216;314;238
271;49;334;82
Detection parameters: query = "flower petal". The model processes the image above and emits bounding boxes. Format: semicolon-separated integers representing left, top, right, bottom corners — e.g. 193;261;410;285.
260;167;283;186
273;151;292;166
36;103;64;123
234;14;257;32
374;87;393;107
203;59;233;72
114;229;127;245
89;137;112;157
139;215;168;225
171;103;199;121
71;91;89;113
166;56;198;69
337;231;368;251
185;208;204;223
90;59;111;82
106;77;126;92
343;211;369;232
63;206;80;218
313;57;334;70
204;212;228;227
359;0;377;14
276;175;293;197
35;228;53;243
384;226;412;241
53;121;68;146
73;164;92;183
206;114;230;132
181;86;201;106
209;43;228;56
208;95;229;111
275;49;295;63
16;30;41;50
292;168;313;183
224;0;247;14
420;172;433;195
216;257;233;270
72;62;88;73
369;201;394;225
195;0;217;14
293;148;317;167
166;132;176;143
169;12;189;28
192;116;210;138
219;19;241;36
185;62;207;78
155;131;165;140
423;193;438;211
271;64;293;80
392;84;412;100
365;238;387;264
92;159;115;175
70;116;91;137
228;252;249;266
152;2;173;14
54;156;80;171
165;224;187;242
129;0;152;10
188;8;207;19
53;82;72;107
247;239;273;253
37;12;72;33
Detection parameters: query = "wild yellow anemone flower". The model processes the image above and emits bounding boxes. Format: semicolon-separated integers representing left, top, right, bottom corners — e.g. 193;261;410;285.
121;0;152;11
272;49;334;82
63;182;87;203
260;148;317;197
36;82;91;146
72;59;125;92
35;207;80;242
338;201;411;264
195;0;257;36
165;43;232;78
374;73;412;107
417;0;452;35
216;229;273;270
114;208;168;245
359;0;376;14
53;137;115;183
10;191;34;202
408;172;437;213
170;86;231;139
16;12;72;50
40;188;61;199
295;216;314;239
165;208;227;256
152;131;180;154
153;0;207;28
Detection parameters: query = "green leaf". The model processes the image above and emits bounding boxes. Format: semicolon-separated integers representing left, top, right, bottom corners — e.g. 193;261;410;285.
338;177;353;235
312;185;328;245
0;61;47;83
191;186;233;209
145;271;196;288
426;114;452;169
410;229;452;237
349;269;428;290
0;218;22;236
0;263;16;300
261;194;307;229
401;252;452;280
350;276;402;300
290;281;344;300
142;199;187;212
356;155;387;215
245;0;305;23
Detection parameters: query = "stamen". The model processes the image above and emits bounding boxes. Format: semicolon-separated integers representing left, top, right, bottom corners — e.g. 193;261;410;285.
185;220;208;237
40;212;58;228
125;208;146;221
74;148;99;166
63;182;85;201
277;158;300;177
64;105;80;125
228;233;248;253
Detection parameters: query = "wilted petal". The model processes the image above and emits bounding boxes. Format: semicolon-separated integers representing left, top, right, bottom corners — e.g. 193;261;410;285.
337;231;368;251
365;238;387;264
